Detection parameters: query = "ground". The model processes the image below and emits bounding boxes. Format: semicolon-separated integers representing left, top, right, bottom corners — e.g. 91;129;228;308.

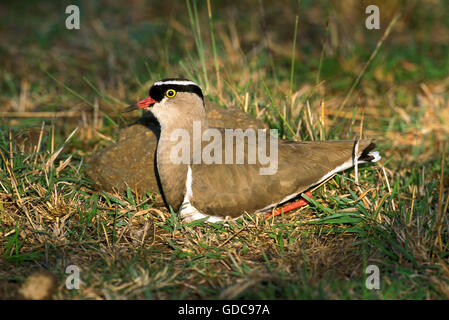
0;0;448;299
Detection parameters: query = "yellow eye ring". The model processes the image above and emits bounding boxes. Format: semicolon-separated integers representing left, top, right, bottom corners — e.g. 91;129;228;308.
166;89;176;98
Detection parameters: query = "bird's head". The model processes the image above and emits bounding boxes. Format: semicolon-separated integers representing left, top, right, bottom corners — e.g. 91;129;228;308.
123;78;205;125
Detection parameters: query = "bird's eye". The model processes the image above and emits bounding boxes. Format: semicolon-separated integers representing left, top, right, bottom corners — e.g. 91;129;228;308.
166;89;176;98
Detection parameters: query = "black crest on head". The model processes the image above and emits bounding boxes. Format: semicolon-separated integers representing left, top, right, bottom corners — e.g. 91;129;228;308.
149;78;204;102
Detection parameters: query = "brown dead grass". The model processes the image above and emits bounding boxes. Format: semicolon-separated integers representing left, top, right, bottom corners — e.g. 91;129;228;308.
0;0;448;299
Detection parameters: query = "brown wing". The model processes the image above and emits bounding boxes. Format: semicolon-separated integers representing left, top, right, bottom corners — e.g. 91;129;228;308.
190;132;374;218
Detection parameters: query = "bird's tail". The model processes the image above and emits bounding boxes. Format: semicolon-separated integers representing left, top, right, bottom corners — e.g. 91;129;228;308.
358;142;381;163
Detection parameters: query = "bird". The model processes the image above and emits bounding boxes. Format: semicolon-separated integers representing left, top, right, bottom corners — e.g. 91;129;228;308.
123;78;380;223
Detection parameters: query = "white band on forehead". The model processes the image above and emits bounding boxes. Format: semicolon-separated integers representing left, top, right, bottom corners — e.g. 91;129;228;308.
153;80;200;87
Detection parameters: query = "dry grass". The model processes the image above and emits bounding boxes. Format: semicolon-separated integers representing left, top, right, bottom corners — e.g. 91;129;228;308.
0;0;448;299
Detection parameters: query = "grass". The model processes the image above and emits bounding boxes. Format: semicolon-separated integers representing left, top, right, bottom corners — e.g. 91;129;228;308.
0;0;449;299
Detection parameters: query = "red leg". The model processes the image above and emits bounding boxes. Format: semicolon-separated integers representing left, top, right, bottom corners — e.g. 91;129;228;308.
265;191;313;218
